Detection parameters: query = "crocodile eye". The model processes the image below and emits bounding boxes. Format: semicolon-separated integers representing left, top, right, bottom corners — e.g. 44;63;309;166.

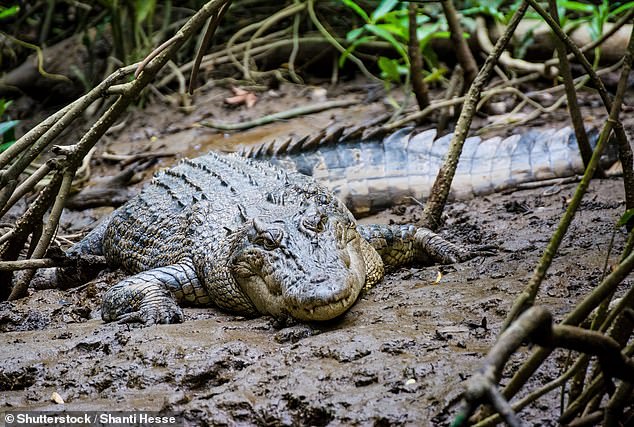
255;229;283;250
302;213;326;233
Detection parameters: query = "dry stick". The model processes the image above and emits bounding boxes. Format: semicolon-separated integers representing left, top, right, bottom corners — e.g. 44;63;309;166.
134;37;178;79
501;12;634;333
188;0;232;94
0;101;72;170
408;2;430;113
437;65;463;134
454;306;552;427
603;381;634;425
306;0;379;82
441;0;478;87
475;16;552;76
478;234;634;423
0;64;137;205
287;0;303;84
385;72;541;131
0;172;62;300
0;158;58;218
547;0;593;169
421;1;529;231
0;258;64;271
160;30;287;87
242;2;306;80
502;228;634;405
200;98;357;131
457;307;634;426
8;168;75;300
561;342;634;424
3;0;230;296
473;354;591;427
225;10;294;74
526;0;634;224
223;3;303;79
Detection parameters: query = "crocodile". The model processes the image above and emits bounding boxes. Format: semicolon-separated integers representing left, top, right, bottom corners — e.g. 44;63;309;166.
53;152;483;324
241;125;614;216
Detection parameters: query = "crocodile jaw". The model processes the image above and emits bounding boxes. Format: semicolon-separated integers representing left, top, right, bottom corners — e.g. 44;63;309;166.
230;237;367;321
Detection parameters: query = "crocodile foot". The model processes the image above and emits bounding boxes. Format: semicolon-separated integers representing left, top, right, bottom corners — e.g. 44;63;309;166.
459;244;498;261
102;276;185;325
414;229;497;264
115;297;184;324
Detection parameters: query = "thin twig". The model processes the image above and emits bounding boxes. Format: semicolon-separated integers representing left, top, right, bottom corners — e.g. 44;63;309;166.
421;1;529;230
287;0;303;84
544;8;634;68
408;2;429;113
306;0;379;82
547;0;593;169
200;98;357;131
526;0;634;223
188;0;232;94
442;0;477;86
501;19;633;331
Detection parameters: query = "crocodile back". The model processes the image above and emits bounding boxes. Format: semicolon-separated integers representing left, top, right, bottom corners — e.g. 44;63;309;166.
101;153;318;272
251;127;608;216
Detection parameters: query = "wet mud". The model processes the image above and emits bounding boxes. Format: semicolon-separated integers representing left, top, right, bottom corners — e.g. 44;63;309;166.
1;178;628;425
1;82;632;425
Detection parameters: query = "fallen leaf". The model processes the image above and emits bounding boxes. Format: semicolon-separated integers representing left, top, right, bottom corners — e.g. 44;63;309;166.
51;391;64;404
224;86;258;108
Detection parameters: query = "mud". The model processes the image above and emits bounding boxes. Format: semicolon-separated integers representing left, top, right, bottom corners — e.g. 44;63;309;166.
1;81;632;425
1;177;628;425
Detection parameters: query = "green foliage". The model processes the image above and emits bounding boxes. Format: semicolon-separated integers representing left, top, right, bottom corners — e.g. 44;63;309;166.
0;4;19;20
339;0;448;83
618;208;634;227
0;99;18;153
460;0;525;24
559;0;634;39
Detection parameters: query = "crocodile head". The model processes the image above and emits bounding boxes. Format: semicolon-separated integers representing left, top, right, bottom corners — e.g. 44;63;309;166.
227;204;368;321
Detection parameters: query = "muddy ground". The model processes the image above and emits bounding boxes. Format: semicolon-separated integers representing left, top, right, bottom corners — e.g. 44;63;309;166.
0;80;632;425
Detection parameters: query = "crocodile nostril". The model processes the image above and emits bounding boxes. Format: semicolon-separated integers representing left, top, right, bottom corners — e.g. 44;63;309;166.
310;274;328;284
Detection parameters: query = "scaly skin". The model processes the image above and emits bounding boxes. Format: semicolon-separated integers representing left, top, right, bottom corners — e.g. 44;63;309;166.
244;126;617;216
56;153;482;324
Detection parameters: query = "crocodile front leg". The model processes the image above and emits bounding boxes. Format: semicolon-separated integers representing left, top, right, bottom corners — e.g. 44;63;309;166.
357;224;493;270
102;260;208;324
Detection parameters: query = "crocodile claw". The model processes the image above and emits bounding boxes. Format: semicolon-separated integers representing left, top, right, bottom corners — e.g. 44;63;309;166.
102;277;185;325
459;244;498;261
115;300;184;325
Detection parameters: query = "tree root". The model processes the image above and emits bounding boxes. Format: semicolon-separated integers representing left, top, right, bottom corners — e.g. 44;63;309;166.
200;98;357;131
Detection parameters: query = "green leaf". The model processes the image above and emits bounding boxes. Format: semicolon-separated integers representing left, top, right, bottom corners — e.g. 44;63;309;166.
560;1;595;13
341;0;370;22
618;208;634;227
0;141;15;152
365;24;408;61
346;27;365;43
0;120;19;137
135;0;156;24
339;35;372;67
417;22;442;46
0;119;18;152
609;1;634;17
378;56;400;82
0;5;19;20
0;99;11;118
375;23;407;40
371;0;399;23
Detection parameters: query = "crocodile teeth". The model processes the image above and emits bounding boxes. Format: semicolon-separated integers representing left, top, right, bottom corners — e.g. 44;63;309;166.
309;308;315;315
